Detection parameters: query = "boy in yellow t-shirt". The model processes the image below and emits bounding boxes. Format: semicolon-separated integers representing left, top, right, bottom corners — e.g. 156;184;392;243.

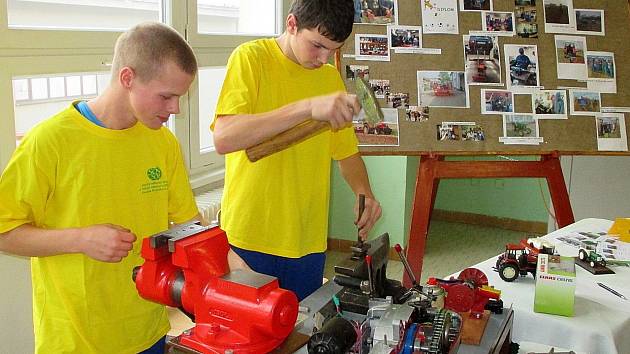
212;0;382;300
0;22;245;354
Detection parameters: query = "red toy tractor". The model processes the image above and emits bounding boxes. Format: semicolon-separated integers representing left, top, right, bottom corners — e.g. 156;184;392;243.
494;239;557;282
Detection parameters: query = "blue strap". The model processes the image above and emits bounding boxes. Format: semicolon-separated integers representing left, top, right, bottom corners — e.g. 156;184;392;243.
76;101;105;128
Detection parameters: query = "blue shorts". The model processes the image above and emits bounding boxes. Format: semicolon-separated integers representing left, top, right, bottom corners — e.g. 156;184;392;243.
138;336;165;354
231;246;325;301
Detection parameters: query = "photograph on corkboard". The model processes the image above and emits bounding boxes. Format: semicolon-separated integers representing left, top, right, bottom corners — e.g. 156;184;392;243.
354;0;398;25
575;9;605;36
531;90;567;119
417;71;469;108
543;0;575;33
464;35;502;85
504;44;540;92
460;0;492;12
481;89;514;114
569;89;601;116
353;107;399;146
515;0;538;38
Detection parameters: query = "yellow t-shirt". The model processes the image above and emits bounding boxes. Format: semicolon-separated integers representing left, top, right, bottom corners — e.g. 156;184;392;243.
0;104;198;353
213;38;358;258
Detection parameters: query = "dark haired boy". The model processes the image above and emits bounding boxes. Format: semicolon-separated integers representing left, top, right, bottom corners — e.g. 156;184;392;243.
212;0;382;300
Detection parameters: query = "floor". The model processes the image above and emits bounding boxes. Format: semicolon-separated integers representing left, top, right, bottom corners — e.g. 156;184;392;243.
167;220;539;337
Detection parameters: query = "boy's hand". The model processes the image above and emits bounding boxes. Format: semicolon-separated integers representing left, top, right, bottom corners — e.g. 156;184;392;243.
355;195;382;241
310;92;361;131
80;224;137;262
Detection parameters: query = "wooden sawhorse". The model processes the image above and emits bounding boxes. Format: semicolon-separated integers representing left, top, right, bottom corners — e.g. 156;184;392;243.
403;152;575;288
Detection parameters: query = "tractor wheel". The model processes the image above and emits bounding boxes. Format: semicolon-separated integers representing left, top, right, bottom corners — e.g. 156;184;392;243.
590;261;596;268
499;263;519;282
602;260;607;267
579;249;588;261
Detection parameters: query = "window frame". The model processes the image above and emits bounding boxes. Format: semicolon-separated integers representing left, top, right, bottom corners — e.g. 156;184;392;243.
0;0;287;187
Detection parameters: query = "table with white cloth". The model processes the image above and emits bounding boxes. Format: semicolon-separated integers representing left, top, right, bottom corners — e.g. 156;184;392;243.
451;218;630;354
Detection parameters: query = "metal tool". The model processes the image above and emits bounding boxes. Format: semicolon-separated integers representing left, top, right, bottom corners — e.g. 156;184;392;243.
355;76;383;125
245;76;383;162
394;243;418;287
350;194;370;257
366;255;375;296
597;282;627;300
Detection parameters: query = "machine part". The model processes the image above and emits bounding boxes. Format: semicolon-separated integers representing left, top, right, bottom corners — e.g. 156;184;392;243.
457;268;488;288
334;233;407;312
308;316;358;354
134;224;298;354
394;244;418;287
425;278;445;309
498;263;519;282
370;303;415;347
366;255;375;296
368;308;462;354
443;284;475;313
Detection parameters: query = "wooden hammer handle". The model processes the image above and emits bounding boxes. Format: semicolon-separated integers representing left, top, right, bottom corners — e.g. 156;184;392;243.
245;120;330;162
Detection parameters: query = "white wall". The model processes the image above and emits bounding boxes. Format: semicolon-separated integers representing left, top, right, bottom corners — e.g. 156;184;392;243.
0;255;33;354
548;156;630;232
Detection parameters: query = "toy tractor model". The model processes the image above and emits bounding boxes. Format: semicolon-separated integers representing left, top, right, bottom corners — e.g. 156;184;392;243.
578;248;607;268
495;239;557;282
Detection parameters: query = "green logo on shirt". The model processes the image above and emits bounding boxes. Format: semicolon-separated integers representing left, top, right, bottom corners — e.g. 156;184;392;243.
147;167;162;181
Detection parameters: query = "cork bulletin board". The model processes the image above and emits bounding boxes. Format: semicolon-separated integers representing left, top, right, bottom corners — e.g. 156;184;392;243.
342;0;630;155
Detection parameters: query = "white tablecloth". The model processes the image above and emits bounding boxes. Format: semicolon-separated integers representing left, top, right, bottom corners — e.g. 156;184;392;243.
453;218;630;354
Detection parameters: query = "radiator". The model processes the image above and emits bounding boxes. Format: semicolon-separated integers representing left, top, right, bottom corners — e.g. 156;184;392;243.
195;187;223;224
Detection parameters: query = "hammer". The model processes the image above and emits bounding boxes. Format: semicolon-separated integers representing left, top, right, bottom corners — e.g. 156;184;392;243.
245;76;383;162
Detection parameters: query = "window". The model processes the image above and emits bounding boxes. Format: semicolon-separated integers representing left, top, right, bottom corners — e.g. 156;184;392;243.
197;67;227;151
197;0;279;35
1;0;285;185
7;0;161;31
11;72;110;145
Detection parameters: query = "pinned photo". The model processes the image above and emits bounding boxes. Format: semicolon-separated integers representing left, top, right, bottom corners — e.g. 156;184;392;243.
481;89;514;114
353;107;399;146
575;9;605;36
543;0;575;33
587;52;615;81
569;89;601;116
596;113;628;151
368;79;390;98
437;123;460;141
417;71;469;108
515;0;538;38
532;90;567;119
345;65;370;81
586;51;616;94
460;0;492;12
500;114;543;145
436;122;483;141
354;0;398;25
389;25;422;53
406;106;429;122
504;44;540;92
463;35;502;86
386;92;409;108
554;35;587;80
461;125;486;141
482;11;515;36
355;34;390;61
422;0;459;34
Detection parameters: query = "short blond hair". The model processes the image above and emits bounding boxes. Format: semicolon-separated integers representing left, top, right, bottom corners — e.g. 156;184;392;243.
111;22;197;82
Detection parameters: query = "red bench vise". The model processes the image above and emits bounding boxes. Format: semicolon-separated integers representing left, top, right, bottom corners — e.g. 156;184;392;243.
133;222;298;353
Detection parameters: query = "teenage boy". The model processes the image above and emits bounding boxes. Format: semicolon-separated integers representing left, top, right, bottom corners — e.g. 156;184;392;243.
212;0;382;301
0;22;246;354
